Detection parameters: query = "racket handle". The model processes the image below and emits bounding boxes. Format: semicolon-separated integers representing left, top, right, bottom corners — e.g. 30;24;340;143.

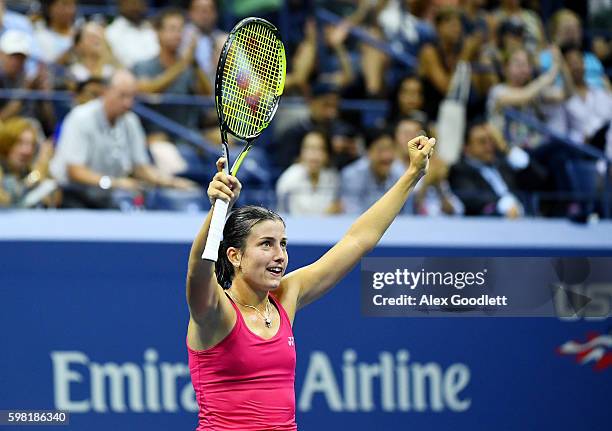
202;199;230;261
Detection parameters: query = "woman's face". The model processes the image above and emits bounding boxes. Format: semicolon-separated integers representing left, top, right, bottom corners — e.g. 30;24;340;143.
437;16;462;45
300;132;328;174
78;23;104;55
398;78;423;114
234;220;288;291
506;50;532;85
7;129;36;172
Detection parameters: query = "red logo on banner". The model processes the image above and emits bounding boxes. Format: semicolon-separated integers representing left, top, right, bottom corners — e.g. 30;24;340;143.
557;331;612;371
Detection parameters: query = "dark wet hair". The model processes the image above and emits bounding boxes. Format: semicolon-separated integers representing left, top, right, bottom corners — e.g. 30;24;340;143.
215;205;285;289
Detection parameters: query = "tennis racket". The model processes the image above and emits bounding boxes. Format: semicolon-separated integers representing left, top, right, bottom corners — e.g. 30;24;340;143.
202;17;286;261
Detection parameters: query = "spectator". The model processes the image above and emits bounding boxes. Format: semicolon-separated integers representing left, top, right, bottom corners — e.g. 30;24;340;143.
388;74;427;125
394;115;463;216
133;8;212;134
0;116;57;207
330;121;361;170
273;82;341;171
540;9;609;90
50;69;197;208
563;44;612;157
0;0;43;66
0;30;55;133
73;76;106;105
105;0;159;68
33;0;77;64
486;47;561;149
377;0;436;58
449;119;544;217
0;0;33;37
183;0;226;86
418;7;489;121
368;0;436;97
461;0;492;36
493;0;545;53
276;130;341;215
288;19;354;95
340;127;409;214
67;21;117;85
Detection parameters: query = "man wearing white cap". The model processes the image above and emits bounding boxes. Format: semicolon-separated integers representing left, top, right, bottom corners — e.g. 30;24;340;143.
0;29;54;130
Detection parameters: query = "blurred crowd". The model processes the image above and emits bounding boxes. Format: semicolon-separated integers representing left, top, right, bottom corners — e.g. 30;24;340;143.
0;0;611;219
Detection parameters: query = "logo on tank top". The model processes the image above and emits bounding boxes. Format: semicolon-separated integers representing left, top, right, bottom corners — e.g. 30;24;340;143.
288;337;295;347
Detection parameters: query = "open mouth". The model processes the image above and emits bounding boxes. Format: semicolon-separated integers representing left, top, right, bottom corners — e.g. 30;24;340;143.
267;267;283;277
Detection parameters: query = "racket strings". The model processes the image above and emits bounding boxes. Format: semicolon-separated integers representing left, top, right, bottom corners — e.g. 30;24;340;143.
221;23;284;138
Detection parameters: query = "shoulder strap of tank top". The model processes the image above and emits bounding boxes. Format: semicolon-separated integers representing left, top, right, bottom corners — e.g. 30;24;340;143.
224;291;245;329
269;293;291;328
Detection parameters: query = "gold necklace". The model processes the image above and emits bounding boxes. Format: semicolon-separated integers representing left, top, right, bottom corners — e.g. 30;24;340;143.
227;290;272;328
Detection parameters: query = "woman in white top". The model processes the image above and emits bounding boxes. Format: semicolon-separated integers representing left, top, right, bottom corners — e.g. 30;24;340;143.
67;22;118;84
276;130;341;215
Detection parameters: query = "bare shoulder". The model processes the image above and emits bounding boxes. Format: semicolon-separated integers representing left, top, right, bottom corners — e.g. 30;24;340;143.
187;289;237;351
271;274;302;325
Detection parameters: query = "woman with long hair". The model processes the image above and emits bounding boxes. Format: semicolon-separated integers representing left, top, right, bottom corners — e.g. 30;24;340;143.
185;134;435;430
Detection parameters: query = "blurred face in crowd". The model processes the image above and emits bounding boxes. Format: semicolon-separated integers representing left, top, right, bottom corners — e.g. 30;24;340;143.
76;80;106;105
6;128;36;173
502;0;521;9
564;49;585;85
159;14;185;53
505;49;532;86
554;13;582;46
466;124;495;164
397;77;423;114
310;93;339;125
49;0;76;28
77;22;105;57
1;53;26;78
395;119;423;162
368;135;396;180
437;14;462;46
299;131;329;175
119;0;147;24
190;0;217;34
103;71;137;121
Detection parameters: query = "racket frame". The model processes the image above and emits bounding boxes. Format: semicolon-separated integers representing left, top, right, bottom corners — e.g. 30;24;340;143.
202;17;285;262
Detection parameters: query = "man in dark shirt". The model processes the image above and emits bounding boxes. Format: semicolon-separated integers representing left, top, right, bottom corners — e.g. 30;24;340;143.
273;82;341;171
133;7;211;134
449;119;546;217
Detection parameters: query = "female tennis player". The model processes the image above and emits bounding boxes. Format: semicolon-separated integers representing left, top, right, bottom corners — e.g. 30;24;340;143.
186;134;435;430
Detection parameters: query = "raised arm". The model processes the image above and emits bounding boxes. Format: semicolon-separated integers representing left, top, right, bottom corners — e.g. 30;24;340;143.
495;55;559;109
186;158;241;322
283;136;435;309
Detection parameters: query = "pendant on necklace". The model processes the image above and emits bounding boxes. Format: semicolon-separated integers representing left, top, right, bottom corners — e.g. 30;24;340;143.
265;318;272;328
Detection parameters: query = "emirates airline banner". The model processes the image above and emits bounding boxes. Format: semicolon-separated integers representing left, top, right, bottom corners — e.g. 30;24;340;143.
1;241;610;431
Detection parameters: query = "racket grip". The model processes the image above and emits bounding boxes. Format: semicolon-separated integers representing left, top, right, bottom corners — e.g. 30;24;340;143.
202;199;230;261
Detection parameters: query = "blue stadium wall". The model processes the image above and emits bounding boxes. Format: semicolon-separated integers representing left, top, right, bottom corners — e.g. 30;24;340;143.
1;211;611;430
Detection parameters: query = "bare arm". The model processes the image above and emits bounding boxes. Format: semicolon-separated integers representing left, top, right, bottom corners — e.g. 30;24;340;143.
495;63;559;109
419;44;452;94
132;164;198;189
284;20;316;94
328;22;355;88
186;158;241;321
0;167;10;206
282;136;435;309
67;164;141;190
0;100;23;120
193;65;212;95
136;60;190;94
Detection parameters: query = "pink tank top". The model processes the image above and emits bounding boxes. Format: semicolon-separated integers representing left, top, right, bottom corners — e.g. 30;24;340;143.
187;293;297;431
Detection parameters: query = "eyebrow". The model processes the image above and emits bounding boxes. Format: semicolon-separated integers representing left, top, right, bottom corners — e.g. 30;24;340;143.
258;236;288;241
